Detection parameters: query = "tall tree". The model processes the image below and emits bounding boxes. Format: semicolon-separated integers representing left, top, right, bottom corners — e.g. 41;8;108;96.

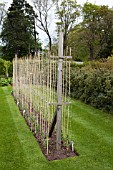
0;2;6;25
82;3;113;59
55;0;80;53
33;0;55;53
96;6;113;58
1;0;36;60
67;25;89;61
82;2;100;60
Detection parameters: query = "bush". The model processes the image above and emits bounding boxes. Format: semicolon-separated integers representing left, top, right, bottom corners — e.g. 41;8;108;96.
0;59;13;77
0;77;13;87
70;59;113;114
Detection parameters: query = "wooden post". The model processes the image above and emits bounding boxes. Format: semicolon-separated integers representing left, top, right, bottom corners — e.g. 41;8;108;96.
48;32;72;150
56;31;63;151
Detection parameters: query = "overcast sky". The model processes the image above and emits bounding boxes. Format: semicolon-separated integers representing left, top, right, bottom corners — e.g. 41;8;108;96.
3;0;112;8
1;0;113;47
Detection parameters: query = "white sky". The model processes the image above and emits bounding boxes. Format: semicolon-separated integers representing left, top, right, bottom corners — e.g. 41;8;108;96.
1;0;113;47
2;0;113;7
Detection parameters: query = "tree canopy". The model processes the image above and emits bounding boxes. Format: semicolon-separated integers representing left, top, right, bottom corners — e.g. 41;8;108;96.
55;0;80;53
1;0;36;60
1;1;113;61
67;2;113;61
0;2;6;25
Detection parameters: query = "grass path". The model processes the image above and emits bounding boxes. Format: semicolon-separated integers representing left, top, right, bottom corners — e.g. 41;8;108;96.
0;86;113;170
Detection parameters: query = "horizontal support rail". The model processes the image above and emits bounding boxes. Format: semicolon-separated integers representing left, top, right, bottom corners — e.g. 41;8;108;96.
50;56;72;59
48;102;71;106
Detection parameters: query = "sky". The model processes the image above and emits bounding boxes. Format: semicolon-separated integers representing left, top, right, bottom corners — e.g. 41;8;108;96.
3;0;113;8
1;0;113;47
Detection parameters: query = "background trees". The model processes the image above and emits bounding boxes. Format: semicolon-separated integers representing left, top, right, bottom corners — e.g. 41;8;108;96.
66;2;113;61
55;0;80;53
1;0;36;60
82;3;113;60
33;0;55;53
0;2;6;25
67;25;89;61
0;1;113;61
96;6;113;58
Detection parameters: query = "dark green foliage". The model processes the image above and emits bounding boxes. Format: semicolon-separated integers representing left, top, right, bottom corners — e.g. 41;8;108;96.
1;0;36;60
0;77;12;86
0;58;5;75
70;58;113;113
0;59;13;77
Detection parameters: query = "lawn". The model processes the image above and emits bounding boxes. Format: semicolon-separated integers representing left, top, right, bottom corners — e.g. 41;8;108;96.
0;86;113;170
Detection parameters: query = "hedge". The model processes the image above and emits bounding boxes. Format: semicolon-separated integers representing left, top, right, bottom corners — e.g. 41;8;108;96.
70;58;113;114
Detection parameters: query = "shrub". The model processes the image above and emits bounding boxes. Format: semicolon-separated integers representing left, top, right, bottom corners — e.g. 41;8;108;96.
0;59;13;77
0;77;13;87
70;59;113;114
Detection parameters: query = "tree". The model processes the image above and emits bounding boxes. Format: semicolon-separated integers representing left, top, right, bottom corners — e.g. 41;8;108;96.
33;0;55;53
1;0;36;60
82;3;113;60
0;2;6;25
3;60;11;78
96;6;113;58
67;25;89;61
55;0;80;53
82;2;100;60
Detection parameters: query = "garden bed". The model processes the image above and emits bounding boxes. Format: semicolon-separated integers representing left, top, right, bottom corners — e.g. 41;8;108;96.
35;132;78;161
14;95;78;161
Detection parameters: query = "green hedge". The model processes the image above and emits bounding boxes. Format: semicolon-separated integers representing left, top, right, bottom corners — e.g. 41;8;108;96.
70;58;113;114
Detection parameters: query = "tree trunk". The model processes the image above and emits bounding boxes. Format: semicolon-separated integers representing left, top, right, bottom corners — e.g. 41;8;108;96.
34;24;37;56
63;32;67;55
89;44;94;61
48;34;52;54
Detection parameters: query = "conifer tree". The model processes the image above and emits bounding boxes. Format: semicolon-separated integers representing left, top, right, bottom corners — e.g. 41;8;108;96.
1;0;36;60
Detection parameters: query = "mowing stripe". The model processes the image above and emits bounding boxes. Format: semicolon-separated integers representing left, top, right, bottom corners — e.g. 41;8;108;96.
0;87;113;170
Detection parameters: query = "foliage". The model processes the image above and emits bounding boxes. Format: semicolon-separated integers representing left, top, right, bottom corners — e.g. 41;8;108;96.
0;58;13;77
1;0;36;60
67;3;113;61
67;25;89;61
0;77;12;86
0;2;6;25
82;3;113;60
3;60;11;78
0;58;5;75
55;0;80;52
70;58;113;113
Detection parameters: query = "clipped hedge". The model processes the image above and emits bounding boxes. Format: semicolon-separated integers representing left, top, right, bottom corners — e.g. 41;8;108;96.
70;58;113;114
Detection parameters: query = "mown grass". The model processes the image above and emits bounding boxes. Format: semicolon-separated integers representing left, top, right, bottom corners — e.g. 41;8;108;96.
0;86;113;170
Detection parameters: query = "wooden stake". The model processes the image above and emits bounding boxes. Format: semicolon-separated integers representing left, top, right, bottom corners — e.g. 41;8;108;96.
56;31;63;151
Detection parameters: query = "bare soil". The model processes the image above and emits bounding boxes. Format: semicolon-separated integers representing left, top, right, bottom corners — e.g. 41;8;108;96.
34;132;79;161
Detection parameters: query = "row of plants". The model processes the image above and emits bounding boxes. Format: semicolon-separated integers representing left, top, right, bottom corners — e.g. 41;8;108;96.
70;57;113;114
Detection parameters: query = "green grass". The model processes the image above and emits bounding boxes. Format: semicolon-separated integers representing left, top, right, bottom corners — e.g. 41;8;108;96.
0;86;113;170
